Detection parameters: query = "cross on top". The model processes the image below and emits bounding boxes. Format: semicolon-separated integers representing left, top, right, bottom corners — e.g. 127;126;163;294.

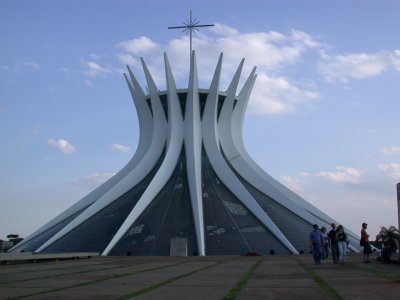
168;10;214;55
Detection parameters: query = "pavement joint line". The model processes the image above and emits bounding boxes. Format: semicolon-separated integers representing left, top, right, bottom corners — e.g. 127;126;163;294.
293;256;343;300
115;261;222;299
0;259;158;285
348;262;400;282
222;256;266;300
5;260;187;300
0;258;115;276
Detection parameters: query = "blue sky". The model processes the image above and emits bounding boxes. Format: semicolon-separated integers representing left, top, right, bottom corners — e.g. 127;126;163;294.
1;0;399;241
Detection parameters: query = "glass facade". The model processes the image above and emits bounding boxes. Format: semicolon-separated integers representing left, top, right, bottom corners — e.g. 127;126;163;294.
202;147;288;255
239;180;312;252
109;146;197;256
223;154;312;252
42;150;165;253
15;89;338;256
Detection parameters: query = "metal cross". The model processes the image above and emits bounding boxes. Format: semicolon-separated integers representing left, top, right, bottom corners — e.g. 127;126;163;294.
168;10;214;55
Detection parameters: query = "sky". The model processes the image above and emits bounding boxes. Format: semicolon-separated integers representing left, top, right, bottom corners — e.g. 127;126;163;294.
1;0;399;242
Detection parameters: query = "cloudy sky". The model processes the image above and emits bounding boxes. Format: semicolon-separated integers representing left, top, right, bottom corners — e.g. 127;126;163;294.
1;0;399;241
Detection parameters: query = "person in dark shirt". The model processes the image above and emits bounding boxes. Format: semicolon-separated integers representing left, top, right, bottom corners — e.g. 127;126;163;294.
328;223;339;264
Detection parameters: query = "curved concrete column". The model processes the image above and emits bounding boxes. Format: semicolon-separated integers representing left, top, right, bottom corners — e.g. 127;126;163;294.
184;51;205;255
36;59;168;253
102;53;185;255
202;54;298;255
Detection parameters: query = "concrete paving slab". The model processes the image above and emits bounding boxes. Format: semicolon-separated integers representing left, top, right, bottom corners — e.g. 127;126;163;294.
133;259;256;300
296;253;400;300
236;287;328;300
0;254;399;300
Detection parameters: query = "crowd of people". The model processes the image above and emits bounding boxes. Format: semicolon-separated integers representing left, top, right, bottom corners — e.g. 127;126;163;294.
309;222;367;265
309;222;399;265
309;223;349;264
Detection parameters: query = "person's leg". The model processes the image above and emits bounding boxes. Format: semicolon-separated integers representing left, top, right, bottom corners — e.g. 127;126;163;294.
363;245;368;262
342;243;347;264
323;244;328;263
337;242;342;263
317;244;322;263
338;242;345;264
331;244;335;263
312;244;318;263
325;244;329;261
333;243;339;264
367;244;372;261
364;244;371;262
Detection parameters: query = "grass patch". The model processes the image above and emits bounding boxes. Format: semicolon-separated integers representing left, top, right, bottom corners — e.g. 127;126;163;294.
293;257;343;300
116;261;221;299
222;256;265;300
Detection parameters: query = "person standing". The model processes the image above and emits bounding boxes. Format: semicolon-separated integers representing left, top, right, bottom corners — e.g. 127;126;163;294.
328;223;339;264
360;222;372;263
336;225;348;264
321;226;329;264
309;224;323;264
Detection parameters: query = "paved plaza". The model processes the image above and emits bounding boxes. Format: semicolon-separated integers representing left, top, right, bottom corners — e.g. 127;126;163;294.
0;253;399;299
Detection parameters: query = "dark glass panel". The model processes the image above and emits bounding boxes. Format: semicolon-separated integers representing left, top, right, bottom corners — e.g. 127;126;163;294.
42;151;165;253
222;151;312;252
202;147;289;255
109;146;197;256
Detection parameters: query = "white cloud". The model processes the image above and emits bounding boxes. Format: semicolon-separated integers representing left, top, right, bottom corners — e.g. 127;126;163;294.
302;166;363;184
117;53;137;66
21;61;40;69
115;25;399;114
319;52;389;83
280;176;305;193
1;61;40;73
378;163;400;179
70;172;115;188
81;60;112;77
88;53;102;60
280;166;397;238
116;26;322;114
204;31;306;71
117;36;160;54
291;30;321;49
248;73;318;114
111;143;130;153
391;50;400;71
47;139;76;154
382;147;400;155
211;23;239;36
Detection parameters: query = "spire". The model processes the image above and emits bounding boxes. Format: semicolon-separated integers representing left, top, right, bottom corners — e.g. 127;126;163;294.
168;10;214;59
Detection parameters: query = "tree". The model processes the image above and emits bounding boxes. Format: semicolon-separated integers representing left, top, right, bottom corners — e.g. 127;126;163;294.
7;234;24;246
